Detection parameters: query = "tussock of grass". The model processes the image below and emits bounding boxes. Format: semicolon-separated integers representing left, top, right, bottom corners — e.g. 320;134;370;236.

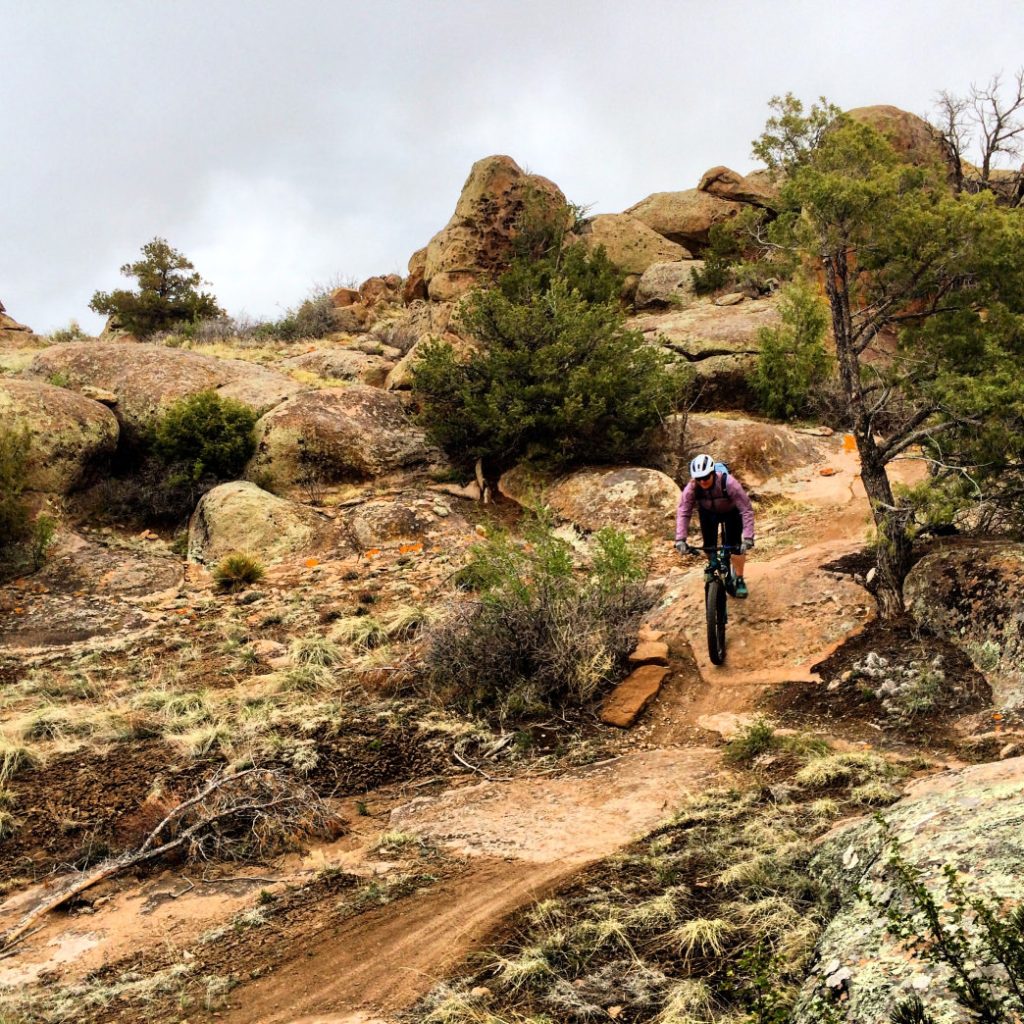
0;739;42;783
331;615;387;651
382;604;434;641
291;635;344;667
492;946;553;993
212;552;265;593
626;887;688;931
670;917;735;958
849;779;902;806
374;830;423;854
656;978;715;1024
0;808;20;841
165;723;229;758
793;751;897;789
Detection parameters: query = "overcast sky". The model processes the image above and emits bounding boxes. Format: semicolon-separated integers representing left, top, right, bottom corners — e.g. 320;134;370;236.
3;0;1023;334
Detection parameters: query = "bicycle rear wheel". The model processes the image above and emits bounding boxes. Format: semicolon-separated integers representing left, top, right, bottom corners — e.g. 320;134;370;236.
706;578;727;665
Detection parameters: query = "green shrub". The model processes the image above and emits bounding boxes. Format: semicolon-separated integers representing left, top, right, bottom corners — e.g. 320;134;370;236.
47;320;89;344
413;239;688;473
692;221;744;294
749;278;832;420
0;424;32;551
423;514;655;721
152;390;257;484
213;553;265;593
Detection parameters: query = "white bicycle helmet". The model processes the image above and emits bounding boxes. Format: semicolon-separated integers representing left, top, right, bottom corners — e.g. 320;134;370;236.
689;453;715;480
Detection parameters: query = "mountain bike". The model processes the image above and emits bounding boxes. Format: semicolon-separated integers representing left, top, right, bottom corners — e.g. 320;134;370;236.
682;541;739;666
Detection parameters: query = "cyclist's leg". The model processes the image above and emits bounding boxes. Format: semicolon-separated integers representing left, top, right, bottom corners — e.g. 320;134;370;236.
723;508;744;573
697;507;717;559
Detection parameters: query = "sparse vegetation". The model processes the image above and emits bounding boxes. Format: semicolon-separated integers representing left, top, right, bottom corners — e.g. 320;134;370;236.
0;423;56;579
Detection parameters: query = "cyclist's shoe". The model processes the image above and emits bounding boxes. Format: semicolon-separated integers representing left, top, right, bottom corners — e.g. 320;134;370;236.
734;576;749;599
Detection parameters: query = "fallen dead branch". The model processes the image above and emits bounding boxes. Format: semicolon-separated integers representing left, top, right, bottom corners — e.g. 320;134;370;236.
0;767;344;951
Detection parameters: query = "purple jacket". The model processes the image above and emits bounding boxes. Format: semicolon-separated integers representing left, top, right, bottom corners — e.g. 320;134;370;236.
676;472;755;541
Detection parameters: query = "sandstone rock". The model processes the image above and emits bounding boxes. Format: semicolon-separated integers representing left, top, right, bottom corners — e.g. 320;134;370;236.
284;348;395;388
423;155;570;301
628;641;669;665
0;310;34;345
0;379;119;493
632;297;781;411
359;275;402;308
385;331;476;391
500;465;680;540
330;287;360;308
580;214;690;274
714;292;745;306
625;188;746;249
676;413;828;485
345;498;440;550
601;665;669;727
635;261;704;310
847;105;952;176
247;386;439;490
188;481;344;564
792;756;1024;1024
27;342;299;443
698;165;781;208
905;543;1024;707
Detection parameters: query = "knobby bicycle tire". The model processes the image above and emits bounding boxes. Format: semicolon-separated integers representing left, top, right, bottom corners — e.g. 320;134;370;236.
706;578;727;665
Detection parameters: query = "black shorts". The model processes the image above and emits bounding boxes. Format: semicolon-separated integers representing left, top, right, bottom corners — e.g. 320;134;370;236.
698;506;743;551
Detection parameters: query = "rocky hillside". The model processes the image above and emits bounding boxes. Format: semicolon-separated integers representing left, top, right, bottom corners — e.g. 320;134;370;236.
0;103;1021;1024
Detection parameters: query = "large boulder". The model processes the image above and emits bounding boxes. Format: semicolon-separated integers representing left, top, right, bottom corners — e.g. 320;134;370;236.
847;105;952;176
905;542;1024;707
423;155;570;301
793;756;1024;1024
625;188;746;250
283;348;395;388
631;297;781;410
649;412;828;486
0;306;36;346
0;379;119;493
500;465;680;540
579;214;690;274
247;386;440;490
26;342;300;444
634;260;705;310
698;165;781;209
188;481;344;564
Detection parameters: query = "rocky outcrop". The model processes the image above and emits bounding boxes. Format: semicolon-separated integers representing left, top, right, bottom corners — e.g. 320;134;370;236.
283;348;395;388
905;542;1024;707
579;214;690;274
385;331;476;391
188;481;344;564
677;413;828;484
847;105;952;176
632;297;781;410
27;342;300;444
698;165;781;208
0;379;119;493
0;306;36;346
634;261;705;310
500;465;680;540
625;188;746;250
247;386;440;490
793;756;1024;1023
423;155;570;301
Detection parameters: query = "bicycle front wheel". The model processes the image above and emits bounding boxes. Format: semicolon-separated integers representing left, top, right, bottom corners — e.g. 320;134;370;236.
706;578;727;665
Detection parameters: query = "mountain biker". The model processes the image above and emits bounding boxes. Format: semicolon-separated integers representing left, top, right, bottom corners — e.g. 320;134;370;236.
674;453;755;598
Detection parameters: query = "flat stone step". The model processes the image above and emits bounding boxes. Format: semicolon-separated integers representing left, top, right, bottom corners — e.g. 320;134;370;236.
601;665;670;728
638;626;665;642
629;641;669;665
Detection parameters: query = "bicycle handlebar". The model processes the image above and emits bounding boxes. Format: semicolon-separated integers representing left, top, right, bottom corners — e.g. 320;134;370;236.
680;543;740;555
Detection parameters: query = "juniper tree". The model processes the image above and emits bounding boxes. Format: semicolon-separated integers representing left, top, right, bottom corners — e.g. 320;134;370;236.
90;237;222;337
754;95;1024;617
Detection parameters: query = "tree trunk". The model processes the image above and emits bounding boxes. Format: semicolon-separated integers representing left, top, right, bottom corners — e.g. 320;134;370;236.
822;245;912;618
858;442;913;618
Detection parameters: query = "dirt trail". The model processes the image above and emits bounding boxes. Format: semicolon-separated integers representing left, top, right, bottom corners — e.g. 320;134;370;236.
226;748;725;1023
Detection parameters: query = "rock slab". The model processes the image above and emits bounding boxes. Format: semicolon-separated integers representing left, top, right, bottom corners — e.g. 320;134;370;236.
628;641;670;665
601;665;669;727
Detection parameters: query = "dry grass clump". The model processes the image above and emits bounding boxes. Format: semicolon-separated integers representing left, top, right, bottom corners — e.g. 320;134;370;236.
0;739;42;783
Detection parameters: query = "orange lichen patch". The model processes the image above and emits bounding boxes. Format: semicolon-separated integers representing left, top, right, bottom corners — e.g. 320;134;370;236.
365;549;381;560
398;543;423;555
13;608;24;615
843;433;857;452
175;608;190;616
305;557;320;568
